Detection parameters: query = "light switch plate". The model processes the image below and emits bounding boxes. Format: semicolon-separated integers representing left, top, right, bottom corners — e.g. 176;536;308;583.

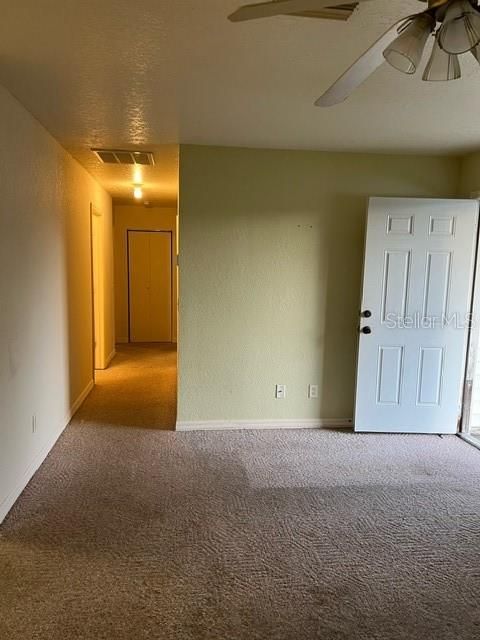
309;385;319;399
275;384;286;399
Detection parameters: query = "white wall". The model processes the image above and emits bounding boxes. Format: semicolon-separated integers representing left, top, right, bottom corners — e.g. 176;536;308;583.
0;84;113;522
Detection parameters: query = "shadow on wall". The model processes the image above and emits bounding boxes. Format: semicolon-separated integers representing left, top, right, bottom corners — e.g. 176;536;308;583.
178;145;461;423
318;195;365;419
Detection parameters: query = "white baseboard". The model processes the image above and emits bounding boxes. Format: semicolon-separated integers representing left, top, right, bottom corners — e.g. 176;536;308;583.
176;418;353;432
459;433;480;452
96;349;116;371
69;379;94;420
0;379;94;524
105;349;116;368
0;428;64;524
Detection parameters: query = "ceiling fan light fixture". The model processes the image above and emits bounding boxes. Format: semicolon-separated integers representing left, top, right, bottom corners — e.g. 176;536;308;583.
438;0;480;54
383;14;435;74
471;43;480;60
422;33;461;80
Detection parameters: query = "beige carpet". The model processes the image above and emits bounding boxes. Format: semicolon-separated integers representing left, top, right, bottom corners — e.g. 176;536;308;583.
2;352;480;638
83;343;177;430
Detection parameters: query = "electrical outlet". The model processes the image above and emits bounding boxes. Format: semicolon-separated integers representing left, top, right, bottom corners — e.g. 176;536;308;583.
275;384;286;399
32;414;37;434
308;385;319;399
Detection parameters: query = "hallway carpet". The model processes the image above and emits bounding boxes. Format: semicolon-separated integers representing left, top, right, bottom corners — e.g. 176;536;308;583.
84;343;177;430
2;367;480;638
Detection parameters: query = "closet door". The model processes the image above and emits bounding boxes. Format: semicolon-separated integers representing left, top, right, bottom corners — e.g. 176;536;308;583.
128;231;172;343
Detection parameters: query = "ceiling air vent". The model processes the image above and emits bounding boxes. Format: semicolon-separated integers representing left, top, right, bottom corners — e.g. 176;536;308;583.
92;149;155;166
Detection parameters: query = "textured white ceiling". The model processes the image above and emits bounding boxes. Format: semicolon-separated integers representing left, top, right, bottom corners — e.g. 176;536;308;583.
1;0;479;202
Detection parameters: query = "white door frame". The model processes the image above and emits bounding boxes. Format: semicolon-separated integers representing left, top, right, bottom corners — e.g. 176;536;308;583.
90;205;104;373
460;193;480;436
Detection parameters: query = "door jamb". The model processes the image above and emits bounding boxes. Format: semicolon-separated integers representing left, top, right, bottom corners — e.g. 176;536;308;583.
89;205;103;378
460;194;480;435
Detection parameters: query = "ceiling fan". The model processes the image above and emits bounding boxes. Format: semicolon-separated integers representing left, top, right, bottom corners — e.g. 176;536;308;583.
228;0;480;105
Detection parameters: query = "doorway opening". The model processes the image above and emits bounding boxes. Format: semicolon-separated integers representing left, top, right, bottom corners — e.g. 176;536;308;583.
111;204;179;430
460;202;480;447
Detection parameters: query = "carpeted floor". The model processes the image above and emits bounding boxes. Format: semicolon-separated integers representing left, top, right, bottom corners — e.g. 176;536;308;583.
2;348;480;638
82;343;177;430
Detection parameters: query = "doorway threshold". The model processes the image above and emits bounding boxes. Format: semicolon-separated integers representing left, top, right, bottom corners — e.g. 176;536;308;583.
459;433;480;452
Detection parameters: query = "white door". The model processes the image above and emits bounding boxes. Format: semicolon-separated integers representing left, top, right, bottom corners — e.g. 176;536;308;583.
355;197;478;434
128;231;172;343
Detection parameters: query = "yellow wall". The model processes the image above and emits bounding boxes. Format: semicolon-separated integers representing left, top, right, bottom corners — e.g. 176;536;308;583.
0;84;113;522
177;145;461;425
113;205;178;343
91;207;115;369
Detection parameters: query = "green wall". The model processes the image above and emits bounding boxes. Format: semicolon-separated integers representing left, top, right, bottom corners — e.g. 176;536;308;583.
460;151;480;196
178;145;461;424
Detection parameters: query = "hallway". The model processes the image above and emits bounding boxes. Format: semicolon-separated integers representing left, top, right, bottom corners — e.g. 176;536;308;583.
80;343;177;430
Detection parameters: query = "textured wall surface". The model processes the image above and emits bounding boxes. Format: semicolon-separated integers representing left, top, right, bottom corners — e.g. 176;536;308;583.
113;205;178;343
0;85;112;522
460;152;480;196
178;145;461;423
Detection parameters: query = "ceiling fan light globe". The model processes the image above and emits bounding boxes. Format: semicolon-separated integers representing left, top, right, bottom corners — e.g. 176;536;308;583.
438;0;480;54
422;34;461;80
383;14;435;74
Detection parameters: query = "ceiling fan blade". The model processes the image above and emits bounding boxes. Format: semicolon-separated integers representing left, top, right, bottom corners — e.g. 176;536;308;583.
228;0;354;22
315;18;408;107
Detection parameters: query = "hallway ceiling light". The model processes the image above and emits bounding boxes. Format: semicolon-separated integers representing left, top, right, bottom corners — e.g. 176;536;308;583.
133;168;143;185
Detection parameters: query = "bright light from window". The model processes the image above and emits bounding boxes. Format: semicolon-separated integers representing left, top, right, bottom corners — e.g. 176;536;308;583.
133;186;143;200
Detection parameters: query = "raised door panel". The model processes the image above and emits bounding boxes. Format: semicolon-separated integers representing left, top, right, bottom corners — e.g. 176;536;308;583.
381;250;411;323
422;252;452;321
416;347;444;407
376;346;404;405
